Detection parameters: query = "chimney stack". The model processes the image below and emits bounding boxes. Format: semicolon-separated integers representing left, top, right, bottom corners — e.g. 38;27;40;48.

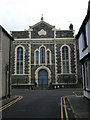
69;23;73;30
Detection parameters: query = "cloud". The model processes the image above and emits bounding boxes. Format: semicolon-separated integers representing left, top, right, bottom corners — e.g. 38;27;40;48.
0;0;89;34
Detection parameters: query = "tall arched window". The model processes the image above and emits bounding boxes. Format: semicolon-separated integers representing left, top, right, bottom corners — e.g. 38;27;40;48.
40;47;45;64
16;47;23;74
36;51;39;64
47;51;50;64
62;46;70;73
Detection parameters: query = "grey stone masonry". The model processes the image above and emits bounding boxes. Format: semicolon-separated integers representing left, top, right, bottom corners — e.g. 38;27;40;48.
12;75;29;84
11;19;78;88
11;21;74;39
31;21;54;38
56;30;74;38
11;31;29;39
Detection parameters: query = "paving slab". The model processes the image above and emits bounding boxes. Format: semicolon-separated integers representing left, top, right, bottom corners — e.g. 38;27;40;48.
67;95;90;119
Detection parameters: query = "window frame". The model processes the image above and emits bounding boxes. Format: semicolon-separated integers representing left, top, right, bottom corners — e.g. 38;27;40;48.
84;61;90;91
82;27;88;52
34;45;52;65
15;45;25;75
35;50;39;65
47;50;50;64
40;46;45;64
60;45;71;74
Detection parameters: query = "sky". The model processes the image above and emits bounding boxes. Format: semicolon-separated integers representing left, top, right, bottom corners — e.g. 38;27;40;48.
0;0;89;35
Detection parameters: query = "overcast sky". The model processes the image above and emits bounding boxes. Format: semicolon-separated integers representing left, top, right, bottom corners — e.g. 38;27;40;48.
0;0;89;34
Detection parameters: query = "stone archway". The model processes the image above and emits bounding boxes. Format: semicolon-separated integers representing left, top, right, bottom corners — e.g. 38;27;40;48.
35;66;51;86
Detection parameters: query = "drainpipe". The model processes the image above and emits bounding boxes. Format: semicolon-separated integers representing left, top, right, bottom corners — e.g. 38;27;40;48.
8;39;12;98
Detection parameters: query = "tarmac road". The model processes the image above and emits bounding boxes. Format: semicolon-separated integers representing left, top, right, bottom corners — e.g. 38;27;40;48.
2;88;83;119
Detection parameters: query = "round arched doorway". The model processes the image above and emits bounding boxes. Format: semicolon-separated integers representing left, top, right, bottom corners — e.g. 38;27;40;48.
38;69;48;87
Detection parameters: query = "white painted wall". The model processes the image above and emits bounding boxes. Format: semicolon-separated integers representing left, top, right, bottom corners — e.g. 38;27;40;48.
78;19;90;61
88;18;90;52
0;52;2;99
2;32;10;98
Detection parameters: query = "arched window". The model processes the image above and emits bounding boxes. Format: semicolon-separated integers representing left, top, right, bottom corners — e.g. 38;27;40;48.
16;47;23;74
62;46;70;73
47;51;50;64
36;51;39;64
40;47;45;64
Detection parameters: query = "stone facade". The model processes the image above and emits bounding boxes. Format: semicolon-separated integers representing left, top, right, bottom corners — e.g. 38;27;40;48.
11;18;78;89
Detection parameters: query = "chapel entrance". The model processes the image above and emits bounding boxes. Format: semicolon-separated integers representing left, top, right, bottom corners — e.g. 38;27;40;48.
38;69;48;87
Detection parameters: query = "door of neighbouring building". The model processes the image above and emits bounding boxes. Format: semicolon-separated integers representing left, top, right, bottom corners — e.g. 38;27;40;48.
38;69;48;87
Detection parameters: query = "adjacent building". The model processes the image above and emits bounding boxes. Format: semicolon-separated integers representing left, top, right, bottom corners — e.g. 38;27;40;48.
11;17;78;89
76;1;90;99
0;25;14;98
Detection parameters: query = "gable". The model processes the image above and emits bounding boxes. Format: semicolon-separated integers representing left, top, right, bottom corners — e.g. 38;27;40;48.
11;19;74;39
30;20;54;38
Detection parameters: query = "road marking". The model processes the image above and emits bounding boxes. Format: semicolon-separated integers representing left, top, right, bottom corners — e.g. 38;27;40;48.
61;97;63;119
60;96;69;120
0;96;23;112
63;97;68;120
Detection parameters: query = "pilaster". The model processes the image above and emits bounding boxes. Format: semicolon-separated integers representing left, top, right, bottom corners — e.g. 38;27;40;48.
54;43;58;83
74;42;78;83
29;27;33;39
28;44;31;84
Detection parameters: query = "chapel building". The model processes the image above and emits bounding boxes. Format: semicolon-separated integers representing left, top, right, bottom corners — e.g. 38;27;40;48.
11;17;78;89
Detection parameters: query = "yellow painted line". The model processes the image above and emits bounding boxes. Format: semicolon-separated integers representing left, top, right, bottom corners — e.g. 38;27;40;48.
0;96;23;111
61;97;63;119
63;97;68;120
0;96;23;112
1;96;23;111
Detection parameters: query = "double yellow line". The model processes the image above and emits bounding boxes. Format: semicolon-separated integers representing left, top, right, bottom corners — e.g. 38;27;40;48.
0;96;23;112
61;96;68;120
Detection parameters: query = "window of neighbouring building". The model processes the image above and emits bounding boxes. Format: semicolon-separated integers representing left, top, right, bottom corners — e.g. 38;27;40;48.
82;27;88;51
87;61;90;90
84;61;90;90
16;47;23;74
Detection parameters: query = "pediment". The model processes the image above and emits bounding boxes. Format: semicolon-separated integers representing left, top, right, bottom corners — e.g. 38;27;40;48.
30;20;55;38
30;20;55;30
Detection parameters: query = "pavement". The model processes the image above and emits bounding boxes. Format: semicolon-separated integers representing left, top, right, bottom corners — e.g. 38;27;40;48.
66;95;90;120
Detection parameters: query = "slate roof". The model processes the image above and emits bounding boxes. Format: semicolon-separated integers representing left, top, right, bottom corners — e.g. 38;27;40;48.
0;25;14;41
